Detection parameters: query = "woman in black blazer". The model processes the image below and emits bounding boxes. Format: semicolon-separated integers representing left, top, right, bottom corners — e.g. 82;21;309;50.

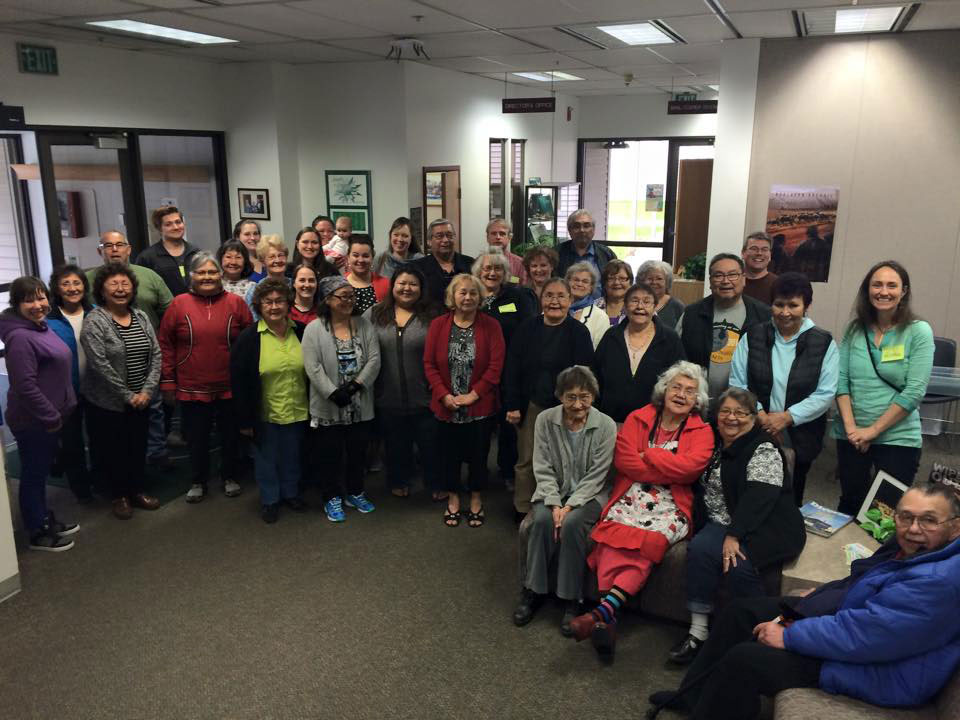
593;282;685;424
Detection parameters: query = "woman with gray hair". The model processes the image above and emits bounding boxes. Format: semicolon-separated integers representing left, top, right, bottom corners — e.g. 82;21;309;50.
638;260;685;329
565;261;601;320
158;251;254;503
567;360;715;661
513;365;617;635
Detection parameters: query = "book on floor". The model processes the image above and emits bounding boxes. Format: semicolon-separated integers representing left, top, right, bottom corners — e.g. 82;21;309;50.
801;501;854;537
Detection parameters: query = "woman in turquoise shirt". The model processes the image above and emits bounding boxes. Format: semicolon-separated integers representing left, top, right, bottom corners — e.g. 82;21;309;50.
834;261;934;515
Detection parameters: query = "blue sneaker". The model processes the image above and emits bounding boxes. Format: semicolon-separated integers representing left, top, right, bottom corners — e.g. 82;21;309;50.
324;496;346;523
344;492;375;513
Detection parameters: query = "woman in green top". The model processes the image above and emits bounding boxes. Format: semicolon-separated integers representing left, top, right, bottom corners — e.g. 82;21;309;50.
834;261;934;515
230;278;309;524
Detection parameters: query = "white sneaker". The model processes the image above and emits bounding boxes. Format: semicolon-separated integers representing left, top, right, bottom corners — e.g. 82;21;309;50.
223;479;241;497
186;483;206;503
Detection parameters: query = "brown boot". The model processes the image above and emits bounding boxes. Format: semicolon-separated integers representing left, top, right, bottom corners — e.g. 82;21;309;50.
132;493;160;510
569;611;599;642
592;621;617;660
112;497;133;520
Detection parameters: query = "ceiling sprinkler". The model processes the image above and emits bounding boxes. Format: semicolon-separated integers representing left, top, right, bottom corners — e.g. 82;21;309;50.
387;38;431;62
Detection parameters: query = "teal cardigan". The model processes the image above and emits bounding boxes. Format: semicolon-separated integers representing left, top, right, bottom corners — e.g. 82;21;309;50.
832;320;934;448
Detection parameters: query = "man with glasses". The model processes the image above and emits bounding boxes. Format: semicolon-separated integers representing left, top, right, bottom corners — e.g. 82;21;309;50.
556;209;615;282
648;482;960;720
677;253;771;400
412;218;475;305
741;231;778;304
87;230;176;467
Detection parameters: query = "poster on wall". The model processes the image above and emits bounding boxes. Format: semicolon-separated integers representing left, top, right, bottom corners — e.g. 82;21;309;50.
765;184;838;282
330;207;368;234
326;171;370;207
238;188;270;220
645;184;664;212
57;190;84;238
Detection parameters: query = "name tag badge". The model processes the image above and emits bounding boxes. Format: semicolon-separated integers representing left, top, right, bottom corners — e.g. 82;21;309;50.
881;344;905;362
509;275;520;284
498;302;517;313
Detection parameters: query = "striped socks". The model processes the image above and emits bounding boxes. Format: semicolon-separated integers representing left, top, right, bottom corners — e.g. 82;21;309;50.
593;586;630;625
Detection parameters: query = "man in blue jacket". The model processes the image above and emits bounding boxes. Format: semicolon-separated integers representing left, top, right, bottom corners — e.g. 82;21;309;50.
649;482;960;719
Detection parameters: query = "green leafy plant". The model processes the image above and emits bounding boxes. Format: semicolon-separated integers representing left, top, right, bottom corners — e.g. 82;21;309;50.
513;235;556;256
681;252;706;281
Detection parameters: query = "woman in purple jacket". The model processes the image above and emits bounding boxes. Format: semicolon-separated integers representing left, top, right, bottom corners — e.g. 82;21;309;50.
0;277;78;551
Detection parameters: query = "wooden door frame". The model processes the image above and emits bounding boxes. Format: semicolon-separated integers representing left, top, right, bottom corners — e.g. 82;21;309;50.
422;164;461;249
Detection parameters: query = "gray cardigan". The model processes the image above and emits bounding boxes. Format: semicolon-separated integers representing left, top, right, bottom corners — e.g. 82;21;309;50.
301;314;381;423
373;314;432;412
530;405;617;508
80;306;161;412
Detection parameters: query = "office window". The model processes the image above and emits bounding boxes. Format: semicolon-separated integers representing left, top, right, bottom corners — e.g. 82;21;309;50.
511;140;526;186
489;138;506;219
0;135;35;296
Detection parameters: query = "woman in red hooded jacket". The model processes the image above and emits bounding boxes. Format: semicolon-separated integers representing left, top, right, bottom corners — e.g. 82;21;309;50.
568;360;715;661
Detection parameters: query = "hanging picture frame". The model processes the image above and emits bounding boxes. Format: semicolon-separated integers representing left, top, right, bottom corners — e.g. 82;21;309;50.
326;170;372;236
329;207;369;234
238;188;270;220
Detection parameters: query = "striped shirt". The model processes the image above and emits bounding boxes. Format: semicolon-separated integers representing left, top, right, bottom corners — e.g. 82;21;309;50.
113;315;152;393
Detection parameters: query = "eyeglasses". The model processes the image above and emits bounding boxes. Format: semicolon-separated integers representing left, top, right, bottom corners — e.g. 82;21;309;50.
99;242;129;250
710;271;743;282
542;292;570;301
331;292;355;302
626;297;655;308
668;384;698;398
569;222;594;230
893;511;958;532
607;276;630;285
717;408;751;419
432;232;455;239
561;392;593;405
261;298;287;307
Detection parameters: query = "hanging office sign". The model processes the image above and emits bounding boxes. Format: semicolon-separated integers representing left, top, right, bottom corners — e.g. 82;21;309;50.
18;43;58;75
668;99;717;114
502;97;556;114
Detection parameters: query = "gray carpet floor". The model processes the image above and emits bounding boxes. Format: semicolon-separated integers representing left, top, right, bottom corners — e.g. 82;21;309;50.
1;435;957;719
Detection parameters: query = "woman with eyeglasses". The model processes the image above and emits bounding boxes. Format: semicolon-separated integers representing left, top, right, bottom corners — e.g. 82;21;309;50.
592;282;685;424
567;361;714;661
668;387;805;667
564;262;601;324
578;260;634;348
302;275;381;522
637;260;685;330
244;234;292;321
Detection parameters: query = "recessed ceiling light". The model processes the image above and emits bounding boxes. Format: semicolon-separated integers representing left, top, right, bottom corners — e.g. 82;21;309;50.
803;6;903;36
596;22;675;46
513;71;583;82
86;19;237;44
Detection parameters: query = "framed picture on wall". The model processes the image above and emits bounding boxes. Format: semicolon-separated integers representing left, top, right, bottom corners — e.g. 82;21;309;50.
329;207;369;234
326;171;371;208
238;188;270;220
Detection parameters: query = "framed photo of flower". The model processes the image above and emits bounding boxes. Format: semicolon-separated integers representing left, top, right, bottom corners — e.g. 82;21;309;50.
326;171;370;208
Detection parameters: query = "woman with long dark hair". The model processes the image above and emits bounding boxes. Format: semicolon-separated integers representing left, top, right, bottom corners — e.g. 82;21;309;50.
833;260;934;514
371;266;441;498
233;219;265;281
345;234;389;315
289;227;337;279
372;217;424;279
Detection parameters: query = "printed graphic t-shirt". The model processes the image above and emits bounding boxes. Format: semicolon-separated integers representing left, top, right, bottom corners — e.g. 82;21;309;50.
709;299;747;399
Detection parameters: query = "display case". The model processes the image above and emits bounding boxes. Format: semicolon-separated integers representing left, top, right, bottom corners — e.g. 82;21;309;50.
516;182;580;253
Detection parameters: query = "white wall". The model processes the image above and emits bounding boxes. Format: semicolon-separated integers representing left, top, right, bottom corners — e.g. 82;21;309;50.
0;449;20;603
578;93;718;139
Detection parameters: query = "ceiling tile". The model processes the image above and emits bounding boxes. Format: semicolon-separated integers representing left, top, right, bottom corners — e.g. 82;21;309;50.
430;56;529;72
563;46;671;66
54;10;294;43
498;26;610;52
722;0;904;9
661;14;735;43
247;41;378;63
726;10;798;38
326;30;540;58
907;0;960;31
646;41;723;64
0;0;147;16
421;0;708;29
184;4;375;40
0;7;58;22
286;0;481;35
604;63;700;79
488;51;592;71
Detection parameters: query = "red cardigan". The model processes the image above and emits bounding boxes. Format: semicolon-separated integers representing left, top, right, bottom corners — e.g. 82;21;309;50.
590;403;715;562
347;272;390;302
159;290;253;401
423;311;505;421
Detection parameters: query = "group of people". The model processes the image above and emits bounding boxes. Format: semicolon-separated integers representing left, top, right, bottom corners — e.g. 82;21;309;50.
4;204;954;717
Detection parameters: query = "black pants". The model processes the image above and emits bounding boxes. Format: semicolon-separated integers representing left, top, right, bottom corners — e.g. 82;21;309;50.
180;399;238;487
438;417;494;493
496;410;518;480
379;409;440;491
57;399;92;500
311;421;372;501
836;440;922;515
86;403;149;500
792;459;812;507
682;597;822;720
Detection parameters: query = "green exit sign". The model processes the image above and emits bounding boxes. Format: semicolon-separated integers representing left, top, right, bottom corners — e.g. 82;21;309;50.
18;43;58;75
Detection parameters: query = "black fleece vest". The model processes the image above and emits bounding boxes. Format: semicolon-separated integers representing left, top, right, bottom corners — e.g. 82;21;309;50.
746;323;832;464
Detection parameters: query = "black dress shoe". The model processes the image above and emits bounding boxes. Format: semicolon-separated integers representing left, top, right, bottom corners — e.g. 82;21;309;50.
512;588;543;626
592;621;617;661
283;496;308;512
668;634;704;665
648;690;692;713
260;503;280;524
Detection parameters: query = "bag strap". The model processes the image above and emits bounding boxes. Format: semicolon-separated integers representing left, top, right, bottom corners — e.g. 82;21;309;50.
862;325;905;394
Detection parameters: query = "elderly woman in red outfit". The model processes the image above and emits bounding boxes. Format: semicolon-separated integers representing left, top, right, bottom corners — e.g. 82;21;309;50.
158;251;253;503
569;360;715;661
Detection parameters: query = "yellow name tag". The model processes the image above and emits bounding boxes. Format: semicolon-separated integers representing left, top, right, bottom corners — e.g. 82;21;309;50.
509;275;520;284
881;345;905;362
498;303;517;313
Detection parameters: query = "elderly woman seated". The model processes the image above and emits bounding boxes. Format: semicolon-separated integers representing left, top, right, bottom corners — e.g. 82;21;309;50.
568;360;715;661
668;387;806;666
512;366;617;635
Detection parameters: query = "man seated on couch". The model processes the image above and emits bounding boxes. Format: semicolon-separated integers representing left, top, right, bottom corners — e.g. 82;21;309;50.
649;481;960;720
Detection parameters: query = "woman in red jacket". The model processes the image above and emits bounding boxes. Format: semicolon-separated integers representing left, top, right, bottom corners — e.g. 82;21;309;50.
424;273;505;528
158;252;253;503
568;360;715;661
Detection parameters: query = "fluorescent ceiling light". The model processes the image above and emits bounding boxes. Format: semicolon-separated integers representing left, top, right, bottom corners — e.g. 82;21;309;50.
596;22;674;46
86;19;237;44
513;71;583;82
803;6;902;36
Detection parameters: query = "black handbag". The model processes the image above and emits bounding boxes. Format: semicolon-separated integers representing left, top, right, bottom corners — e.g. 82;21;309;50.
862;325;906;393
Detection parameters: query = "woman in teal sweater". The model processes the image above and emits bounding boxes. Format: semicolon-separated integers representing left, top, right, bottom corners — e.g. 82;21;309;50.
834;261;934;515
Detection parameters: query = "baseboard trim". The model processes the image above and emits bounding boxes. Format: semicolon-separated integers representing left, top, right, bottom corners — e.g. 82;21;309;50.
0;572;21;603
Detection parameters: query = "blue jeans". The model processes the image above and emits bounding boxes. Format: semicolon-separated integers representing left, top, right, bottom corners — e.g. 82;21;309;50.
686;521;766;614
14;427;60;533
254;421;304;505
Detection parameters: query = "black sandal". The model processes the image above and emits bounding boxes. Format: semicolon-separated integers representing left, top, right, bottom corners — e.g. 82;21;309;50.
466;507;485;528
444;508;461;527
